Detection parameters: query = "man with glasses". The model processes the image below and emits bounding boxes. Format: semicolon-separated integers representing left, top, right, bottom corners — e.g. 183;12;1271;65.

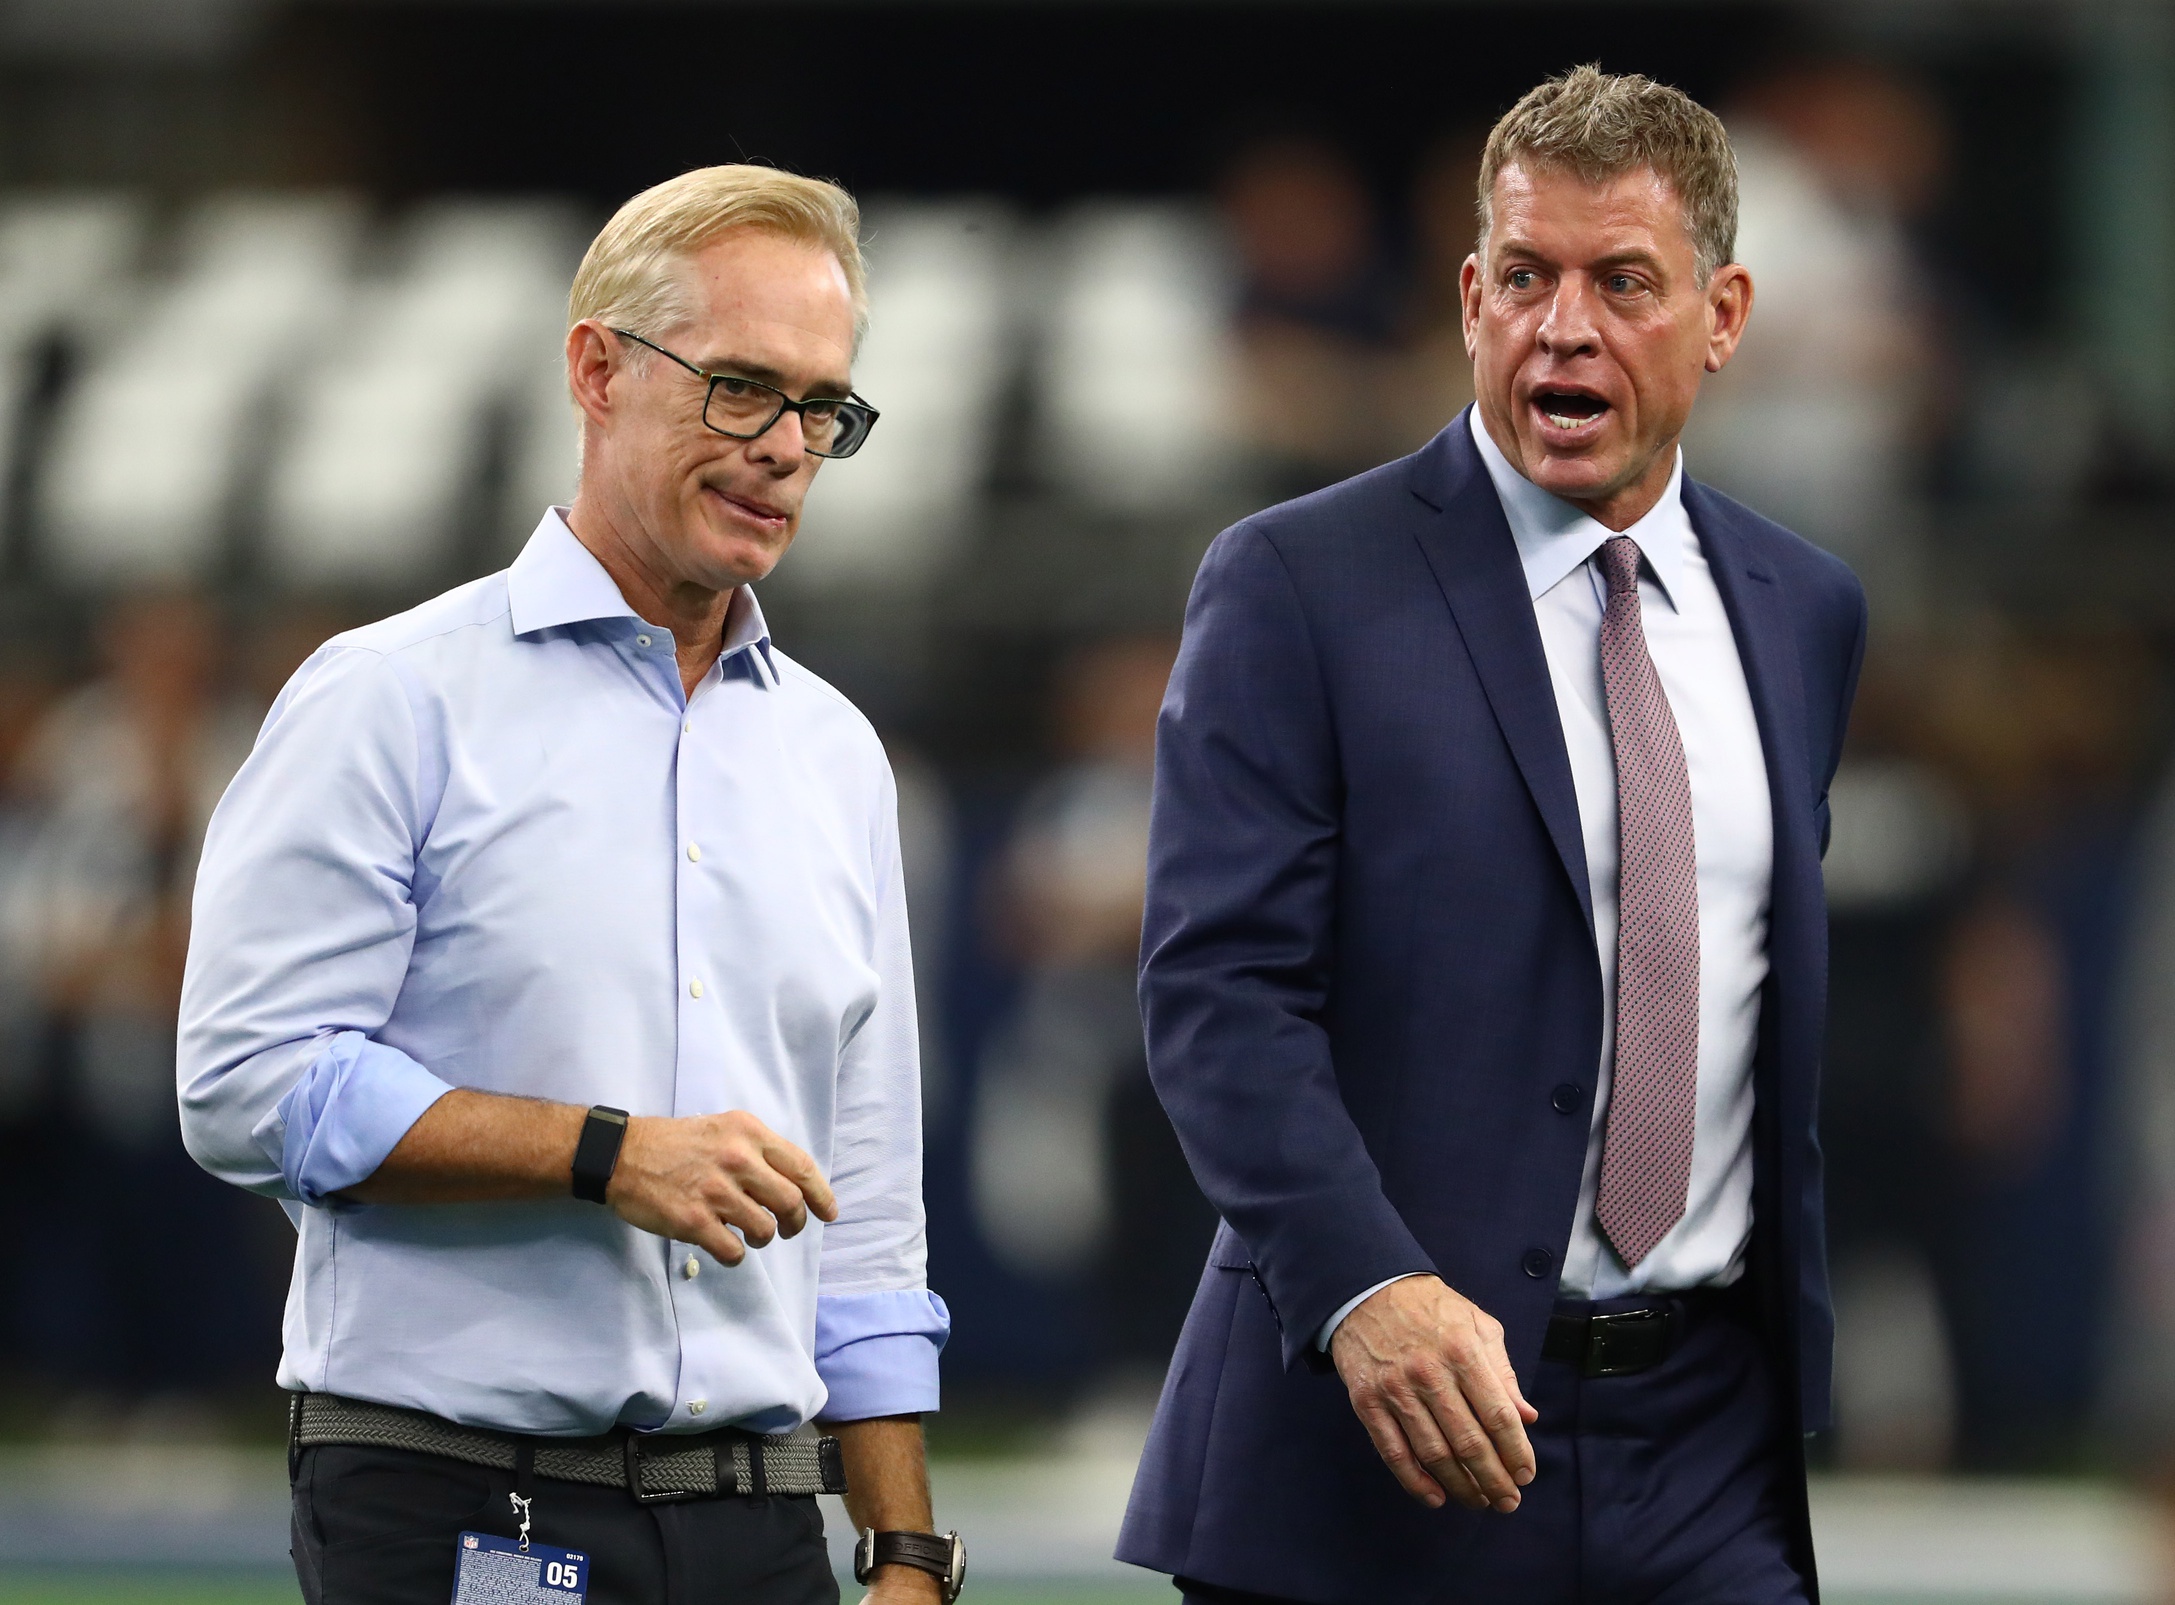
179;167;961;1605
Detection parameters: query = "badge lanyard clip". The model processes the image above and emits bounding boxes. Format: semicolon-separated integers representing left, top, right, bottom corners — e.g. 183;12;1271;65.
510;1440;538;1551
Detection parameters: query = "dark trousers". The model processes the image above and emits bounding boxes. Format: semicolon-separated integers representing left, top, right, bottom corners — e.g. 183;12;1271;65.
1180;1292;1807;1605
291;1443;839;1605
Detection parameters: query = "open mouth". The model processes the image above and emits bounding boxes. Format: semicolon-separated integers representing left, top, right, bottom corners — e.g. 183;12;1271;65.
1533;391;1610;432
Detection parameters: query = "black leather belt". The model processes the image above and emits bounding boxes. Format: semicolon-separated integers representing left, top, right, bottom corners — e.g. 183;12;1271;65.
288;1392;847;1501
1541;1287;1743;1379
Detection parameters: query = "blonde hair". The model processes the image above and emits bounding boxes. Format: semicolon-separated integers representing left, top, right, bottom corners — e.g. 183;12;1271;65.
1479;65;1738;284
567;164;868;351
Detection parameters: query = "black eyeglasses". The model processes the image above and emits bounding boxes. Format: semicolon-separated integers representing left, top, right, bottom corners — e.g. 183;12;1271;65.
610;328;879;459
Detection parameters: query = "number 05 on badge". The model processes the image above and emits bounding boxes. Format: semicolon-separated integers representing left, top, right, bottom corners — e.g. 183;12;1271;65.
452;1531;589;1603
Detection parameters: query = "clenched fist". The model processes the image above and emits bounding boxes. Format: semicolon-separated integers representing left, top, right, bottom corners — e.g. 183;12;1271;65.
609;1109;837;1266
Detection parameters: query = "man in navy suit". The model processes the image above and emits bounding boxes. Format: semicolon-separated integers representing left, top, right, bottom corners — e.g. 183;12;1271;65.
1117;67;1866;1605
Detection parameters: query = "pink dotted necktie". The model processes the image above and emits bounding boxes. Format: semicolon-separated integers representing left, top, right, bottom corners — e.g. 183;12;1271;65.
1593;535;1700;1271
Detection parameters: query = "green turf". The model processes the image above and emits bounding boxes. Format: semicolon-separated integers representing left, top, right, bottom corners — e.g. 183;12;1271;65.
0;1580;299;1605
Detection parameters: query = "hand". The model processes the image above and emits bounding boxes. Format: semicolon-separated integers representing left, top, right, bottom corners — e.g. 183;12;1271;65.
1329;1275;1539;1513
607;1110;837;1266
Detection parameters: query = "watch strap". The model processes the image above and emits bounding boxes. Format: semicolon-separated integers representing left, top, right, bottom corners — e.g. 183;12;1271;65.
570;1106;629;1203
855;1530;963;1599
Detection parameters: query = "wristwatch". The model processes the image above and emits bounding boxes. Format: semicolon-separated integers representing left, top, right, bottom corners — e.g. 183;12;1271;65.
854;1529;965;1601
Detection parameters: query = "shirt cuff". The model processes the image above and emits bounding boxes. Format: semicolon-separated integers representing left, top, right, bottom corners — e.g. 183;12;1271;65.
1316;1273;1430;1352
814;1289;951;1421
272;1030;455;1208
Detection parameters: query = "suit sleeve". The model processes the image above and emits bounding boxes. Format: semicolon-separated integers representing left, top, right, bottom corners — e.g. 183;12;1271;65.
1811;570;1870;859
1142;521;1436;1371
1798;557;1868;1436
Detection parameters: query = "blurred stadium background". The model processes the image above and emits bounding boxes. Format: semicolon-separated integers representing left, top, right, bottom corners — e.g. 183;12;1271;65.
0;0;2168;1599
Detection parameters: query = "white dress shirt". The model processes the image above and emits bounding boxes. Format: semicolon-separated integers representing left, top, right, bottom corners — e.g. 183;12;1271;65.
179;511;946;1436
1319;412;1772;1345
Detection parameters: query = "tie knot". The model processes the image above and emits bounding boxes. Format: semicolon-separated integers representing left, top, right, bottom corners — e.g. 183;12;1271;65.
1598;536;1643;599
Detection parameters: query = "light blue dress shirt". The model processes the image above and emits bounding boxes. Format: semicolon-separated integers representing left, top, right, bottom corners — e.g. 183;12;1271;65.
178;511;948;1437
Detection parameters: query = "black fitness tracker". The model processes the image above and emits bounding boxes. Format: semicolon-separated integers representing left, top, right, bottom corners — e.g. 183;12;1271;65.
570;1105;629;1203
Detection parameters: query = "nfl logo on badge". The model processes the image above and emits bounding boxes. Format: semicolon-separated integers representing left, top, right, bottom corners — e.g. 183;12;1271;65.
463;1536;478;1549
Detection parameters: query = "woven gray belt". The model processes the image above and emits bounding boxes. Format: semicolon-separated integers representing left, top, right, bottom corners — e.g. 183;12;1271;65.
289;1392;847;1502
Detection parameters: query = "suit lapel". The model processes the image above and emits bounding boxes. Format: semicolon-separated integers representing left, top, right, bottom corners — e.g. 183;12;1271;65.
1408;416;1594;934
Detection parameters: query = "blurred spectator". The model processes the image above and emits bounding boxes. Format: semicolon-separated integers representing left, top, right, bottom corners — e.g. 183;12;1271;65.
1388;127;1485;451
241;599;353;709
2104;679;2175;1490
0;640;61;1388
1821;626;2150;1474
970;636;1213;1380
1819;651;1971;1471
1219;134;1408;492
7;590;278;1423
0;641;61;1113
1690;60;1948;615
1914;627;2149;1470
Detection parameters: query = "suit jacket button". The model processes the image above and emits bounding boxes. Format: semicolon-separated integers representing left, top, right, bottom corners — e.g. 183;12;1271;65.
1522;1248;1553;1279
1551;1083;1583;1113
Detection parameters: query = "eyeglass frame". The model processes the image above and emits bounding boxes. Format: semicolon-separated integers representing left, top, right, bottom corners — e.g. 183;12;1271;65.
607;327;880;459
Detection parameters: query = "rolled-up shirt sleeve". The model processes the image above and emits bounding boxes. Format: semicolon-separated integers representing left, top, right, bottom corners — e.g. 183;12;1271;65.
179;644;452;1202
813;759;946;1420
272;1031;453;1208
815;1289;951;1421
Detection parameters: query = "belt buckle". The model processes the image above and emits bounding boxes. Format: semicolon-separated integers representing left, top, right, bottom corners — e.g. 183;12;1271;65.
1584;1306;1670;1378
623;1433;709;1504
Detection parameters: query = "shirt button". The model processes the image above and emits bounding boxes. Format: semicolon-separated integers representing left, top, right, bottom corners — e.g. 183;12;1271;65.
683;721;692;734
1551;1083;1584;1114
688;1399;707;1416
1522;1248;1554;1279
681;1256;700;1280
687;843;702;863
689;978;704;999
637;634;652;647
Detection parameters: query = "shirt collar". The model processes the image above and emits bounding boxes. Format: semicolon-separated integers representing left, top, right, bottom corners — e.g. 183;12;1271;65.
1465;407;1692;611
508;509;640;634
506;507;777;682
721;585;776;683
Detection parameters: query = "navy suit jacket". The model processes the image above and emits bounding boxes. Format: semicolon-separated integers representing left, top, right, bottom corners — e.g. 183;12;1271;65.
1117;414;1867;1603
